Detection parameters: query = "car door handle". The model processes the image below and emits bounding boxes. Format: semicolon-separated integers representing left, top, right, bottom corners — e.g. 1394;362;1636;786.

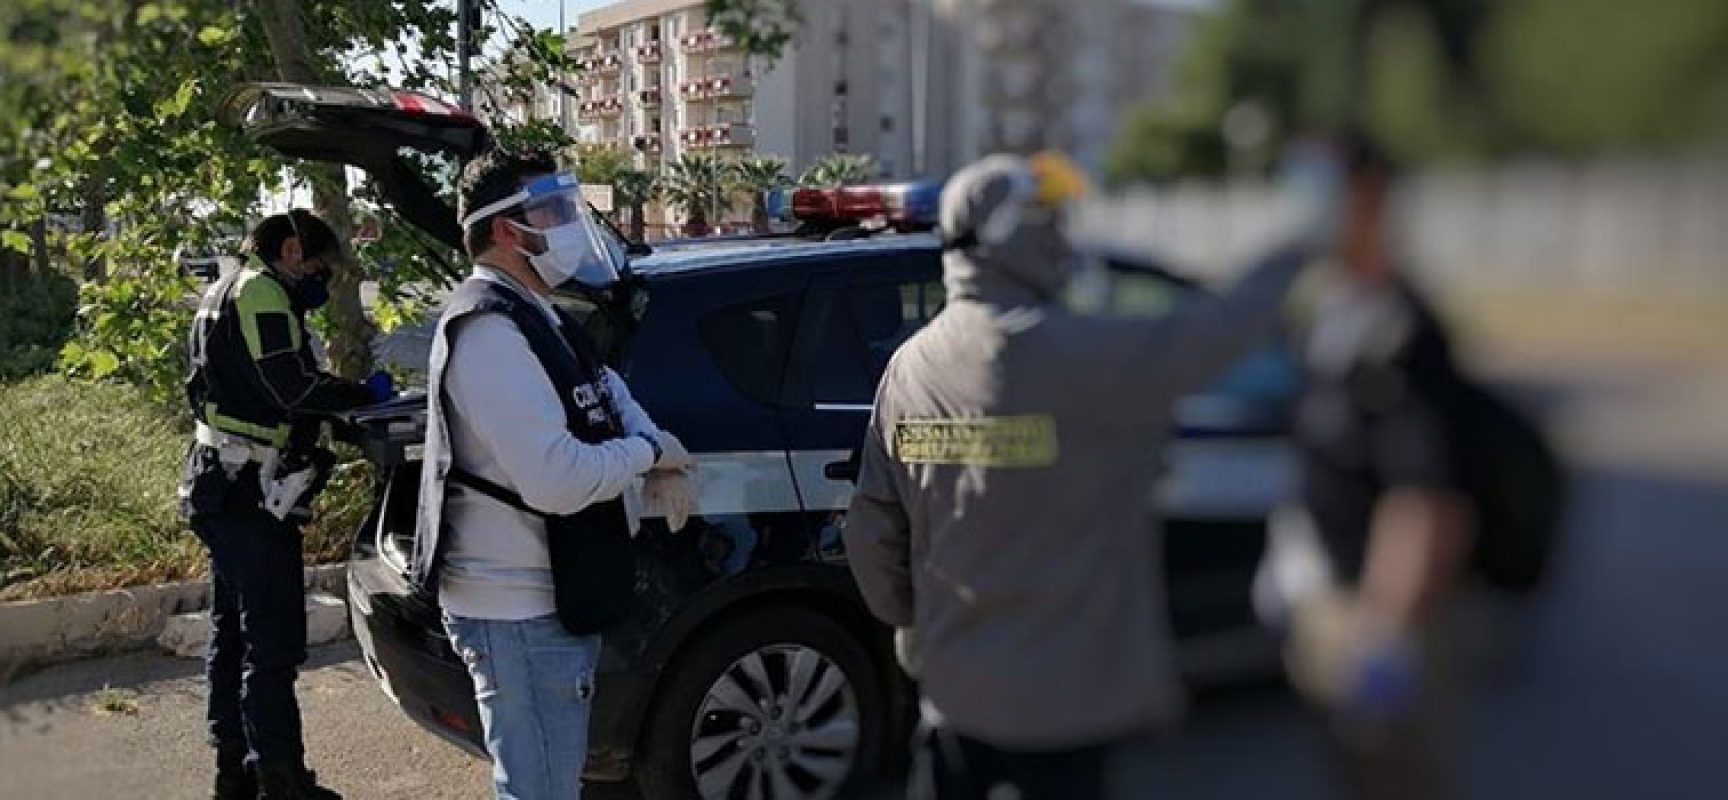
825;454;860;482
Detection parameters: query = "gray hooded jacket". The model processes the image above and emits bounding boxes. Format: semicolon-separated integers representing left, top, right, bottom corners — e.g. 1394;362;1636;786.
843;155;1309;748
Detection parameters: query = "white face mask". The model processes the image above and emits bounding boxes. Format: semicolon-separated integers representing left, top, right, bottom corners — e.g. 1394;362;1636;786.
509;218;621;289
462;172;626;291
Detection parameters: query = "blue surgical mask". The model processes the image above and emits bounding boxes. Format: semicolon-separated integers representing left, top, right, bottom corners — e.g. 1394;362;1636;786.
292;272;330;312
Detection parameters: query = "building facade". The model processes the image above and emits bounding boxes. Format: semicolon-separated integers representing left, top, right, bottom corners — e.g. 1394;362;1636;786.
495;0;1200;187
563;0;923;179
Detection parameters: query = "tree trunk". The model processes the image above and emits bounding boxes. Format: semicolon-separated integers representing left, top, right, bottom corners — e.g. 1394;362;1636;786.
255;0;372;379
629;203;647;242
79;174;107;281
752;197;770;234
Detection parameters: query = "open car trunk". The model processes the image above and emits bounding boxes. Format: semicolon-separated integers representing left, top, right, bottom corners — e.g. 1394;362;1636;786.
219;83;489;262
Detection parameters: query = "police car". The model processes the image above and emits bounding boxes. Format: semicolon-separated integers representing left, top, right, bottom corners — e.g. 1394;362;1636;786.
222;83;1296;800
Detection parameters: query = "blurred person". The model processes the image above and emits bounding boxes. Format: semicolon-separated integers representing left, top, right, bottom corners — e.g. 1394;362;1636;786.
1258;135;1481;800
411;149;696;800
843;152;1319;799
179;210;389;799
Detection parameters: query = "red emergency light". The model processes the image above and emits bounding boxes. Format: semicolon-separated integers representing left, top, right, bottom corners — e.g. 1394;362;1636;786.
789;181;943;233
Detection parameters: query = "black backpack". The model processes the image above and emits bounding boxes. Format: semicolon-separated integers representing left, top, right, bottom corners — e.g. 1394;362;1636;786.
1449;380;1568;593
1335;285;1567;594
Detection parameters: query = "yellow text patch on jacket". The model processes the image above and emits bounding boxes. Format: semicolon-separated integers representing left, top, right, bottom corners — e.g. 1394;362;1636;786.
892;416;1059;468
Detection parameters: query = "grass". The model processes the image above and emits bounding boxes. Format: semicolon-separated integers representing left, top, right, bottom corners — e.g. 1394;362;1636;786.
87;685;140;717
0;375;370;601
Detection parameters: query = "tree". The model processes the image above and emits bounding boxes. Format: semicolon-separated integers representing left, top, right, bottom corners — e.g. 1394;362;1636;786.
727;156;789;233
798;154;876;188
0;0;581;404
704;0;801;65
568;143;635;188
1103;0;1728;185
659;152;729;236
612;169;659;243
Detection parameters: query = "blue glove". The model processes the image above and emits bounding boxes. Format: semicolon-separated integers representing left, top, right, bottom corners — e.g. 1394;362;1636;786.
364;370;395;403
1344;635;1421;720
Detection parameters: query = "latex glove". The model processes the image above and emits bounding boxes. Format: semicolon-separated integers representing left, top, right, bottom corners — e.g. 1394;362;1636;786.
894;626;922;679
1341;630;1422;721
642;468;697;532
650;429;696;472
364;370;395;403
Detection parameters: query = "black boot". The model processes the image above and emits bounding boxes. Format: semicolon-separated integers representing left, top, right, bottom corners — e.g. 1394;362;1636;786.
212;753;256;800
256;765;342;800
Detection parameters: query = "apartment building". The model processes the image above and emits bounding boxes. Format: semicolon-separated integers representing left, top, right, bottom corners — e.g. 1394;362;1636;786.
564;0;923;178
523;0;1197;185
916;0;1200;176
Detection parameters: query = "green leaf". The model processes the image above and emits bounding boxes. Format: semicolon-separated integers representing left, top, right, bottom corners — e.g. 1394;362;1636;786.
197;26;233;47
138;3;163;25
1;230;30;254
88;350;120;379
6;183;40;201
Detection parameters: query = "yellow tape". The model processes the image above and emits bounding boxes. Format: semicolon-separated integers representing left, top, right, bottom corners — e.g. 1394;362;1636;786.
893;415;1059;468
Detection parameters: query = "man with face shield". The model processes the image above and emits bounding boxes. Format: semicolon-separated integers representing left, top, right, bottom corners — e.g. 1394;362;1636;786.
842;153;1321;798
413;149;696;799
180;209;387;799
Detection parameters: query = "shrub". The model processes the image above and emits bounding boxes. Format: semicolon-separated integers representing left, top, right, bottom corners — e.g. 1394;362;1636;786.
0;375;369;600
0;257;78;380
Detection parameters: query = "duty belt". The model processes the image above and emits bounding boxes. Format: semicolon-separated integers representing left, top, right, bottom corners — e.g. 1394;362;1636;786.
194;421;278;465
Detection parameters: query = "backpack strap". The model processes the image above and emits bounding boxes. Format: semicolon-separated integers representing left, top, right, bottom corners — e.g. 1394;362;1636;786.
447;466;551;520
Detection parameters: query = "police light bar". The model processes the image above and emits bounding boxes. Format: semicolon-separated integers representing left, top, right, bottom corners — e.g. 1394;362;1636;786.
788;180;943;232
390;91;478;122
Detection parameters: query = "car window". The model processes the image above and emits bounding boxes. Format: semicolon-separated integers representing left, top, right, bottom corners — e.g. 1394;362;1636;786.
1104;269;1189;318
698;293;800;406
810;278;945;405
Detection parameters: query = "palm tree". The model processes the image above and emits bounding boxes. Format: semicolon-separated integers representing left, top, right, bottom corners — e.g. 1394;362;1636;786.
797;153;877;188
727;156;790;234
567;143;634;188
612;169;659;243
659;152;729;236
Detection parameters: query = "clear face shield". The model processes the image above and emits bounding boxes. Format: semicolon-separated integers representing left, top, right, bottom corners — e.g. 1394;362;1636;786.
461;172;626;290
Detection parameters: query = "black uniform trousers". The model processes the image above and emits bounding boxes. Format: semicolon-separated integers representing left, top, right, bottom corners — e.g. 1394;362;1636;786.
190;474;309;770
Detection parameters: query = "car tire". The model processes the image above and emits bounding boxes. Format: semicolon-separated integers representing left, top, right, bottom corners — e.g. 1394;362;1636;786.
634;606;888;800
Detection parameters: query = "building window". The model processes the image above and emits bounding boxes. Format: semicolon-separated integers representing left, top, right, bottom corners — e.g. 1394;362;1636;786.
880;116;893;133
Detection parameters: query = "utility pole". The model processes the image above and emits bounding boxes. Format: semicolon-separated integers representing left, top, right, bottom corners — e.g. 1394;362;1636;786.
458;0;477;111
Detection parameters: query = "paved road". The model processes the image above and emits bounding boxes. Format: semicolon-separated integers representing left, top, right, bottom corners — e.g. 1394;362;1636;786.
0;642;494;799
3;345;1725;799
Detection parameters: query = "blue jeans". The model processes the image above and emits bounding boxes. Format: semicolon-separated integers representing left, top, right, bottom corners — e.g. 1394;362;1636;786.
443;613;601;799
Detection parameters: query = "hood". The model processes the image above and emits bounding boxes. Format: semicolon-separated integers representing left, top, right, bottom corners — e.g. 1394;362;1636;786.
939;154;1074;305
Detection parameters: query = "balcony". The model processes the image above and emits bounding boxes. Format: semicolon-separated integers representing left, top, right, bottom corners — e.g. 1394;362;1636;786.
678;29;740;54
579;50;623;74
679;122;755;150
677;73;753;103
638;88;663;108
635;41;663;64
577;98;625;120
634;133;663;154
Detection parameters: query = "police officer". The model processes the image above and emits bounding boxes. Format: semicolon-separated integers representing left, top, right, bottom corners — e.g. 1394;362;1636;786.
843;153;1317;798
180;210;383;800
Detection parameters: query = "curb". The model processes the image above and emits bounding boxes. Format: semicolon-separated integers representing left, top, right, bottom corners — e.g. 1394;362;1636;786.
0;564;347;685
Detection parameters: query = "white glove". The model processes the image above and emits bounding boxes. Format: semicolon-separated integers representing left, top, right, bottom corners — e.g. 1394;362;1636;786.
642;468;697;533
651;429;696;472
894;626;922;679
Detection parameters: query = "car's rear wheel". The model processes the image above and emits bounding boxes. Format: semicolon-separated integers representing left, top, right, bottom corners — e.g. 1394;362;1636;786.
635;606;886;800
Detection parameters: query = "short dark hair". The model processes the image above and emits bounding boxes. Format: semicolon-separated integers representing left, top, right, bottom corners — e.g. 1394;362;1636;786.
458;148;559;257
1339;129;1397;182
244;209;338;267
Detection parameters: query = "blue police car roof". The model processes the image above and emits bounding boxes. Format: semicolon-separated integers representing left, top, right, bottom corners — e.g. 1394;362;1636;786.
628;231;941;278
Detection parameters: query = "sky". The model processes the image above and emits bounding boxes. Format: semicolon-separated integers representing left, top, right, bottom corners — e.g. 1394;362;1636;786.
499;0;613;34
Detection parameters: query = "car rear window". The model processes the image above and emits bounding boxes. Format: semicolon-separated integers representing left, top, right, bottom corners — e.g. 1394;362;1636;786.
810;278;945;405
698;293;800;406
